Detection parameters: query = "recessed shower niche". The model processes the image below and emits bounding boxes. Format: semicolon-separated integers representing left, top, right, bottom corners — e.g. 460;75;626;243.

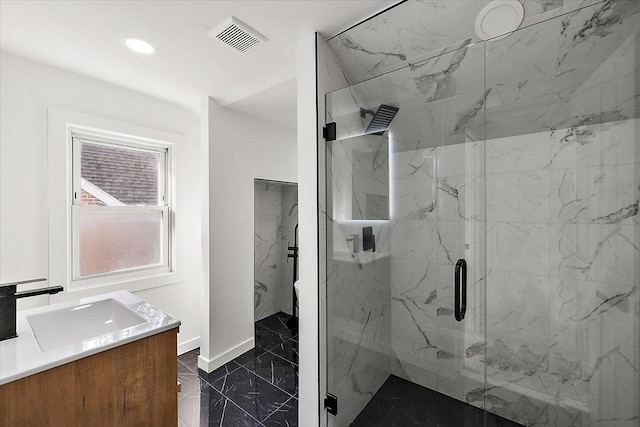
330;133;389;221
253;179;299;324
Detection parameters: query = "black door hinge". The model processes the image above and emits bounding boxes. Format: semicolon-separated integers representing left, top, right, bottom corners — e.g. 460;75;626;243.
324;393;337;416
323;122;336;141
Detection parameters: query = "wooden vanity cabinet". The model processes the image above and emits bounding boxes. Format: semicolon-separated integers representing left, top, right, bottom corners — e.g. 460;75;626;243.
0;328;178;427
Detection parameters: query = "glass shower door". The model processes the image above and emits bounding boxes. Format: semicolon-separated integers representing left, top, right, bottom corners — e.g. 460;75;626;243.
324;40;488;427
483;3;640;426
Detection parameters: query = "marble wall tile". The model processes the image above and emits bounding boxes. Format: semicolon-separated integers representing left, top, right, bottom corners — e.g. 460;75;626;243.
585;331;640;426
390;221;435;263
482;374;551;427
279;185;298;316
329;252;391;427
562;0;603;14
408;43;484;104
485;131;551;173
435;327;485;403
390;290;437;351
444;90;489;144
254;183;297;321
487;221;550;275
325;0;567;86
436;141;484;178
390;335;438;390
254;192;282;321
486;170;550;223
549;277;639;345
549;119;640;170
524;0;565;15
391;178;437;222
555;53;640;127
550;223;639;285
390;1;489;61
389;103;443;152
327;12;406;86
549;167;591;225
485;15;560;107
436;174;484;222
486;270;550;337
484;336;550;392
485;93;560;140
557;0;640;81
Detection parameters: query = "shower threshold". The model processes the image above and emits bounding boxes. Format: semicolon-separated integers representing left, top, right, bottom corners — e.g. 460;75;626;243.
351;375;523;427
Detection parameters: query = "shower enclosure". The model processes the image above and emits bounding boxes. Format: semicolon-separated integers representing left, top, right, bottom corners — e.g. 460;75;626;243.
321;2;639;426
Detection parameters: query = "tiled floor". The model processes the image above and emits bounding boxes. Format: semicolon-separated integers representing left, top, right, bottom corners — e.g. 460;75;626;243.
178;312;299;427
352;375;523;427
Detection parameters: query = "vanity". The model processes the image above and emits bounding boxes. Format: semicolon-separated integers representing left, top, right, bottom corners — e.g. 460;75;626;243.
0;291;181;426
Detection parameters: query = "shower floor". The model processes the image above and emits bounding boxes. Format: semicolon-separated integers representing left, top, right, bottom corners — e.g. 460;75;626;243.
351;375;523;427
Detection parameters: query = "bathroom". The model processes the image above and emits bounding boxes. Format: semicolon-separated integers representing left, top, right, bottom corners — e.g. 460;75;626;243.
0;1;638;426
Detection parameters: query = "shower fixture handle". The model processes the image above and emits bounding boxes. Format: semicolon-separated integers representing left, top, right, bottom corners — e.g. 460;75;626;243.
454;259;467;322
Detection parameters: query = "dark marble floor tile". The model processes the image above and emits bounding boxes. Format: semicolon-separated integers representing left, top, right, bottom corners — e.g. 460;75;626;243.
198;360;241;387
256;312;297;339
212;366;292;422
178;348;200;373
255;325;290;352
352;375;523;427
242;351;298;396
178;385;262;427
234;346;268;366
262;397;298;427
269;339;298;365
178;361;210;401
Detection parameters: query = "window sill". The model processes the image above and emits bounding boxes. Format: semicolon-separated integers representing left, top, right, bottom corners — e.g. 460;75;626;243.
53;271;184;302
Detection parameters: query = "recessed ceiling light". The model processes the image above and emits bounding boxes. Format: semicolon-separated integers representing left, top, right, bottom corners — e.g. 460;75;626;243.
125;38;156;55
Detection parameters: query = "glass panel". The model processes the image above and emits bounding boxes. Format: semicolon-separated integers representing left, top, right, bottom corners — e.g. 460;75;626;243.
77;209;164;277
325;40;486;427
80;141;161;206
331;134;389;220
484;2;640;426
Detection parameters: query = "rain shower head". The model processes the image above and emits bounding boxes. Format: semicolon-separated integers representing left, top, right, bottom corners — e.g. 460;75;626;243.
360;104;399;135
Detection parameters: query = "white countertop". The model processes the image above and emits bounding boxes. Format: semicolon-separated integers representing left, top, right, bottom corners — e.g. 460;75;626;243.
0;290;180;385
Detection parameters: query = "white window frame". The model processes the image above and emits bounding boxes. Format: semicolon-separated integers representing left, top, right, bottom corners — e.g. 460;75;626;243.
70;133;173;286
48;108;181;294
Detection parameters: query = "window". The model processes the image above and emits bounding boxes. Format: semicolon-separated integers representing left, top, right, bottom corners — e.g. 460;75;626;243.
71;133;172;284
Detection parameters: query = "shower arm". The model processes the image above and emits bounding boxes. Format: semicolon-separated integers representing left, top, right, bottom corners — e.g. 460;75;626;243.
360;108;376;118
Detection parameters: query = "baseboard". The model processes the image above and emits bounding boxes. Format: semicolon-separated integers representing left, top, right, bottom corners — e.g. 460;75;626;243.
177;336;200;355
197;337;255;373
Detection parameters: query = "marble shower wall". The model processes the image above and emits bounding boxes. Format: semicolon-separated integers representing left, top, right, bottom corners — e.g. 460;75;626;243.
323;1;639;426
326;0;605;87
481;118;639;427
327;220;391;427
390;141;486;404
254;182;298;321
280;185;298;315
480;3;640;424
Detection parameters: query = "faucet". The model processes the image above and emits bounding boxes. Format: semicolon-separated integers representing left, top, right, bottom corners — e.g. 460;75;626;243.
346;234;360;253
0;278;64;341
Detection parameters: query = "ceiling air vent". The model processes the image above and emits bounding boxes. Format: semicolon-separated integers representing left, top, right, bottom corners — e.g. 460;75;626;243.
209;17;267;53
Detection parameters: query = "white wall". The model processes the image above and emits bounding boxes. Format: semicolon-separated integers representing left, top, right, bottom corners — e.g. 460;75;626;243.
0;51;202;353
199;97;297;372
296;32;320;427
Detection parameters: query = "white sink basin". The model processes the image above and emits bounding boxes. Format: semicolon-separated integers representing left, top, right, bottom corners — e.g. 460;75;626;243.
27;298;146;352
